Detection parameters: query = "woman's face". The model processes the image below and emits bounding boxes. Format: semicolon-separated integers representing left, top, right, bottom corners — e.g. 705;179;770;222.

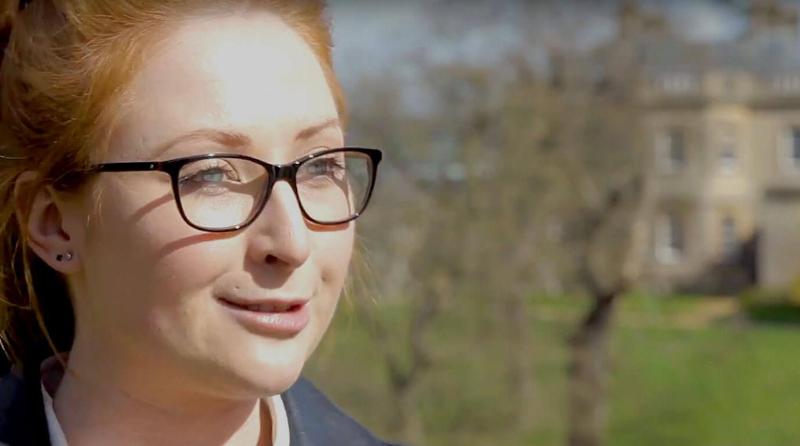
69;12;351;397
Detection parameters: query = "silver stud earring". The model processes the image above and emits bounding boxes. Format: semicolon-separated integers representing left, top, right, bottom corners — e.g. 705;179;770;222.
56;251;74;262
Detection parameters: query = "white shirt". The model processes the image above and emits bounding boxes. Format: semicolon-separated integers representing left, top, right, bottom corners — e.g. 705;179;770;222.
40;356;290;446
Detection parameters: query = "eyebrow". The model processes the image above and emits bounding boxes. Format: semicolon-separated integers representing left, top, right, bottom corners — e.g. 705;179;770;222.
152;118;342;158
152;128;251;157
294;118;341;142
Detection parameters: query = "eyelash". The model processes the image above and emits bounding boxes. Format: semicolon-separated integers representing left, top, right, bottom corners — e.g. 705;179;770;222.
179;161;240;184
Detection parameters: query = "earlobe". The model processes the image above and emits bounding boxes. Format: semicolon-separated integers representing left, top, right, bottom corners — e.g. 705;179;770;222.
14;171;81;274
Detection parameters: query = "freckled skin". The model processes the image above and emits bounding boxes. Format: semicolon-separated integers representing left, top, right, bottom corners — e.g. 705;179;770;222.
65;11;352;405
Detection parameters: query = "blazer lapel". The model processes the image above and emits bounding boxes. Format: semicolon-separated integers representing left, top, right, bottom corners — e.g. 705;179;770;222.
0;366;52;446
281;376;391;446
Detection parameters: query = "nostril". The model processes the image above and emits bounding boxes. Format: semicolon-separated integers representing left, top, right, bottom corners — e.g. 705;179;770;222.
265;254;279;265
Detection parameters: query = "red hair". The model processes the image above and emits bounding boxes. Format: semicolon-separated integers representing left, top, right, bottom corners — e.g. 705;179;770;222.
0;0;346;368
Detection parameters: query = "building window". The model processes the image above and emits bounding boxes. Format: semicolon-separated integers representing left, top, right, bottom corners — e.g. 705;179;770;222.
657;127;687;173
721;215;738;261
723;76;736;93
719;141;738;173
717;123;738;173
781;127;800;171
773;75;800;92
656;213;685;264
660;73;696;93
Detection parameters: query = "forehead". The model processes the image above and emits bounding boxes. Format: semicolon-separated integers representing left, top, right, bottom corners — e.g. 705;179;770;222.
109;11;338;160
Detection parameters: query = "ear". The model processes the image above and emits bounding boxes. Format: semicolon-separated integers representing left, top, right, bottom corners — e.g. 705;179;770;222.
14;171;81;274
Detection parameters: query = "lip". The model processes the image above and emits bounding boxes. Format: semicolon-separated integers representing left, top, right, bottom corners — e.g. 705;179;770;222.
217;297;310;338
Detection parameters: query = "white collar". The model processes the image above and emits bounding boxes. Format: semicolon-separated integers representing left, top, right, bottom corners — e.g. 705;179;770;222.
40;381;68;446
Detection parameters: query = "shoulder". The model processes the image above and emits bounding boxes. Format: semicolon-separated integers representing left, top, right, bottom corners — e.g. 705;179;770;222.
0;368;49;446
0;370;24;444
0;371;402;446
282;376;401;446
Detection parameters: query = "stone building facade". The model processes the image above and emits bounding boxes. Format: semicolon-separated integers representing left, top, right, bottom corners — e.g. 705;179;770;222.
590;0;800;291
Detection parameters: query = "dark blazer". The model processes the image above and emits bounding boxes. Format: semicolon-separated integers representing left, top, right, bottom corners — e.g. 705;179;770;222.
0;369;397;446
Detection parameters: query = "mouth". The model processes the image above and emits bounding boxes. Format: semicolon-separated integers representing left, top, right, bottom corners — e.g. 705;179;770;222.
217;297;311;337
218;298;307;313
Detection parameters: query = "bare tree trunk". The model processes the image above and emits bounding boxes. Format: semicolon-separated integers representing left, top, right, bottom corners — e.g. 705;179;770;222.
566;174;651;446
388;375;425;444
567;292;618;446
392;276;442;445
355;271;443;446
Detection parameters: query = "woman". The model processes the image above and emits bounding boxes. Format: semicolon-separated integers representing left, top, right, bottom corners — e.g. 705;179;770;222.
0;0;389;445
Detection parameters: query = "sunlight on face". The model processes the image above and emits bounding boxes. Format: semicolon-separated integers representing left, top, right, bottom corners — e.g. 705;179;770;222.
74;11;352;399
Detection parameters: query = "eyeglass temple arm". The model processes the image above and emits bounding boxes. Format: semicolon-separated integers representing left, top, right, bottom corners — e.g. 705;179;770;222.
0;154;27;161
92;161;163;172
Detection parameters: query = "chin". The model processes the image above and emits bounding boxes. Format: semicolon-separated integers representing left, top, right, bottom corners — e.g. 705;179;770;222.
251;359;305;396
212;338;312;399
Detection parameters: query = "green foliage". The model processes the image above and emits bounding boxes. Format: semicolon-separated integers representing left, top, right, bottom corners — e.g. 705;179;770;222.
741;286;800;325
305;294;800;446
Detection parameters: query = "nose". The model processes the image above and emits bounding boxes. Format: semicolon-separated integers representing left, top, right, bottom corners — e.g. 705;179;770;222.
246;181;311;267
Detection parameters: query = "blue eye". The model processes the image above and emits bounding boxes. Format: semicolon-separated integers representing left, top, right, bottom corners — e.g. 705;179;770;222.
197;168;226;183
179;160;241;187
304;157;345;176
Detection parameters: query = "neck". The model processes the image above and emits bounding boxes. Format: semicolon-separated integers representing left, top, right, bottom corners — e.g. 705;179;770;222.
50;344;272;446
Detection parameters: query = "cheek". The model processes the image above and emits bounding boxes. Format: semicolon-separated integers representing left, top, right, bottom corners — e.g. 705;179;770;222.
318;226;354;283
309;226;354;338
81;180;234;324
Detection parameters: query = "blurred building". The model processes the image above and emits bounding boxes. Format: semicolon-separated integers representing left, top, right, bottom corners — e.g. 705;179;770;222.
571;0;800;292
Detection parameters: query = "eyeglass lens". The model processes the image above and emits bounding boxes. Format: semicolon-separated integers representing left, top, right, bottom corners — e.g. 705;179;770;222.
176;151;373;230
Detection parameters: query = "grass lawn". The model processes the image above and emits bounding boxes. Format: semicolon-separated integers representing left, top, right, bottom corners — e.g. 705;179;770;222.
304;294;800;446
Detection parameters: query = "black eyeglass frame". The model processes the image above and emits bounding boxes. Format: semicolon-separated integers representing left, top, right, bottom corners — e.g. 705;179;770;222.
92;147;383;233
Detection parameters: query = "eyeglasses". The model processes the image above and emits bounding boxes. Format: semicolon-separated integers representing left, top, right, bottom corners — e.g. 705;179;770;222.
92;148;382;232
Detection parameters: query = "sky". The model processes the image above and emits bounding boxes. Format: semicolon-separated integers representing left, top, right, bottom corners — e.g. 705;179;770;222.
326;0;800;116
327;0;764;86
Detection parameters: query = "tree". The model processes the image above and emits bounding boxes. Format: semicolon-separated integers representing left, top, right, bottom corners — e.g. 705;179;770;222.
546;47;651;446
343;15;651;442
